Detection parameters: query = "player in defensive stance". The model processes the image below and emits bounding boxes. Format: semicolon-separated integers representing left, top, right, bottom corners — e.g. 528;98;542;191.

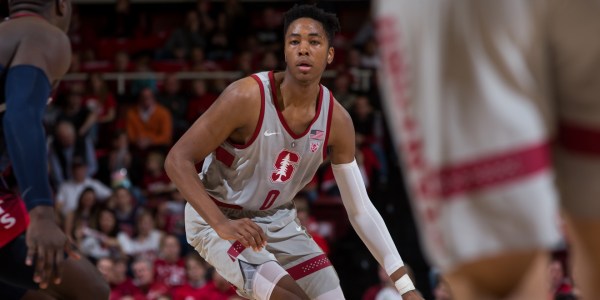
166;4;422;300
0;0;109;299
375;0;600;299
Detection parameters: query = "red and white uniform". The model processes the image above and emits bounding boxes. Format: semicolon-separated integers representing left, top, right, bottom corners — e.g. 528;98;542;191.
198;70;333;211
185;71;340;298
372;0;600;270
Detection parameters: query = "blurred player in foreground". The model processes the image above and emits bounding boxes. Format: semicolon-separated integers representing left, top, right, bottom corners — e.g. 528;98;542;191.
0;0;108;299
375;0;600;299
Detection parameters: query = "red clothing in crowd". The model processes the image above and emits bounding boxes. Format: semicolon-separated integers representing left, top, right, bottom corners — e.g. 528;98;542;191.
186;93;218;123
83;93;117;120
111;278;170;300
172;281;237;300
142;171;172;193
154;258;187;288
138;281;171;300
110;278;138;300
171;282;206;300
198;281;238;300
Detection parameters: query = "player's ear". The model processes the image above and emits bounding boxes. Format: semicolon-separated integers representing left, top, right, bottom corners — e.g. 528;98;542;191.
327;47;334;65
55;0;66;16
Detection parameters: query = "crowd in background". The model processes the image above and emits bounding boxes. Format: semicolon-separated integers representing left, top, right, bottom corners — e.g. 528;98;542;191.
1;0;579;299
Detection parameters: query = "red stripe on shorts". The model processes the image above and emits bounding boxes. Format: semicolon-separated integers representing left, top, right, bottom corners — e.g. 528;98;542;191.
215;146;235;167
286;254;332;280
227;241;246;262
558;121;600;155
433;143;550;199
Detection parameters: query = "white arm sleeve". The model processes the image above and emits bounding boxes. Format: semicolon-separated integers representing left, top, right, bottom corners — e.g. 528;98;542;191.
332;159;404;275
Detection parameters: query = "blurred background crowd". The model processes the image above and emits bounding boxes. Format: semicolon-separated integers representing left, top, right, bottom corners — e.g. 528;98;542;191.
0;0;578;299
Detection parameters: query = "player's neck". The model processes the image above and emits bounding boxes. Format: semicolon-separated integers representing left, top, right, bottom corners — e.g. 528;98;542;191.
279;71;321;107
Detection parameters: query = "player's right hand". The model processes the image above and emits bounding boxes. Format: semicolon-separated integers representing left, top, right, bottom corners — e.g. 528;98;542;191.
25;206;80;289
214;218;267;251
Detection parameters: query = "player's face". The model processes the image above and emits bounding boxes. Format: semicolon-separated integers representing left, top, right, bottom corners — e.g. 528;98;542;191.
284;18;334;83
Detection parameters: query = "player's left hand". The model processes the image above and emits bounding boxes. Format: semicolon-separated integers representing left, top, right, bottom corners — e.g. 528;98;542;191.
25;206;80;289
401;290;424;300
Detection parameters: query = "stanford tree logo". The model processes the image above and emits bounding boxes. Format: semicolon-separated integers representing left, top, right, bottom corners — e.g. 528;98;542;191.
271;149;301;183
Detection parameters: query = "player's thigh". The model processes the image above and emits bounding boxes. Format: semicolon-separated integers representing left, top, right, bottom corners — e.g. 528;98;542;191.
267;219;343;299
550;0;600;218
187;216;276;296
444;250;548;300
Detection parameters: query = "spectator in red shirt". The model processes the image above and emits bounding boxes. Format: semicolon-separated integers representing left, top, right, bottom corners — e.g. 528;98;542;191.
84;73;117;145
171;253;209;300
158;73;189;139
186;79;218;124
132;258;171;300
110;257;139;300
155;234;186;290
142;151;175;202
201;269;241;300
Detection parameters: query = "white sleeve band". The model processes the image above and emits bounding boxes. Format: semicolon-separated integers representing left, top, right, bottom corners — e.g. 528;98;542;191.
394;274;416;295
331;159;404;275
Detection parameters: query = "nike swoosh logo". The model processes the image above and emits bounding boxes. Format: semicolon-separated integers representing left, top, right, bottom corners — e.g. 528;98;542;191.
264;130;280;137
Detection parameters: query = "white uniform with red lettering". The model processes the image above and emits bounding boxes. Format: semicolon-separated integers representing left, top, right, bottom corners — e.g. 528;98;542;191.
372;0;600;271
185;71;340;298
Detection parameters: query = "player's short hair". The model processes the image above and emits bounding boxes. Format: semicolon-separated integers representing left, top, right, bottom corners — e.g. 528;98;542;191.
283;4;340;46
9;0;53;14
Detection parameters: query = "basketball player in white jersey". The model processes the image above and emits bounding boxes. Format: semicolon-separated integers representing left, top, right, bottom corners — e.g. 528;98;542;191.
166;4;423;300
375;0;600;299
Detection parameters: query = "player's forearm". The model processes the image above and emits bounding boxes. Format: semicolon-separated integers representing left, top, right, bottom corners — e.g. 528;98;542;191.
164;150;228;226
332;160;405;273
332;160;417;295
3;66;54;211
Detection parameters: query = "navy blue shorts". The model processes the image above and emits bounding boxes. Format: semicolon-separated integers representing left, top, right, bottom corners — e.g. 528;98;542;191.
0;234;36;300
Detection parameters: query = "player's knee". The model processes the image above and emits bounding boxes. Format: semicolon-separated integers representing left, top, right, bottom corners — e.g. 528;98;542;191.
239;260;304;300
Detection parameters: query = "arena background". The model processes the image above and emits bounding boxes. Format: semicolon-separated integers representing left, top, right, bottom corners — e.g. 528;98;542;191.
0;0;435;298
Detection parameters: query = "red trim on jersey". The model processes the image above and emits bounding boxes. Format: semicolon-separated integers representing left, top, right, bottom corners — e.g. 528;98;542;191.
215;146;234;168
286;254;332;280
229;74;265;149
322;93;335;160
558;121;600;155
434;143;550;199
268;71;323;139
10;12;44;20
210;196;243;210
226;241;246;261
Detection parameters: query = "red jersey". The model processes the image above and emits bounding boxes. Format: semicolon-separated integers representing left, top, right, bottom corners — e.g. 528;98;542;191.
154;258;186;288
0;192;29;248
110;278;141;300
171;282;207;300
198;281;238;300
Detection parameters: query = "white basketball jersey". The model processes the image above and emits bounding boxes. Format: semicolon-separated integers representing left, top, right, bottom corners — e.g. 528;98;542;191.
200;71;334;210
